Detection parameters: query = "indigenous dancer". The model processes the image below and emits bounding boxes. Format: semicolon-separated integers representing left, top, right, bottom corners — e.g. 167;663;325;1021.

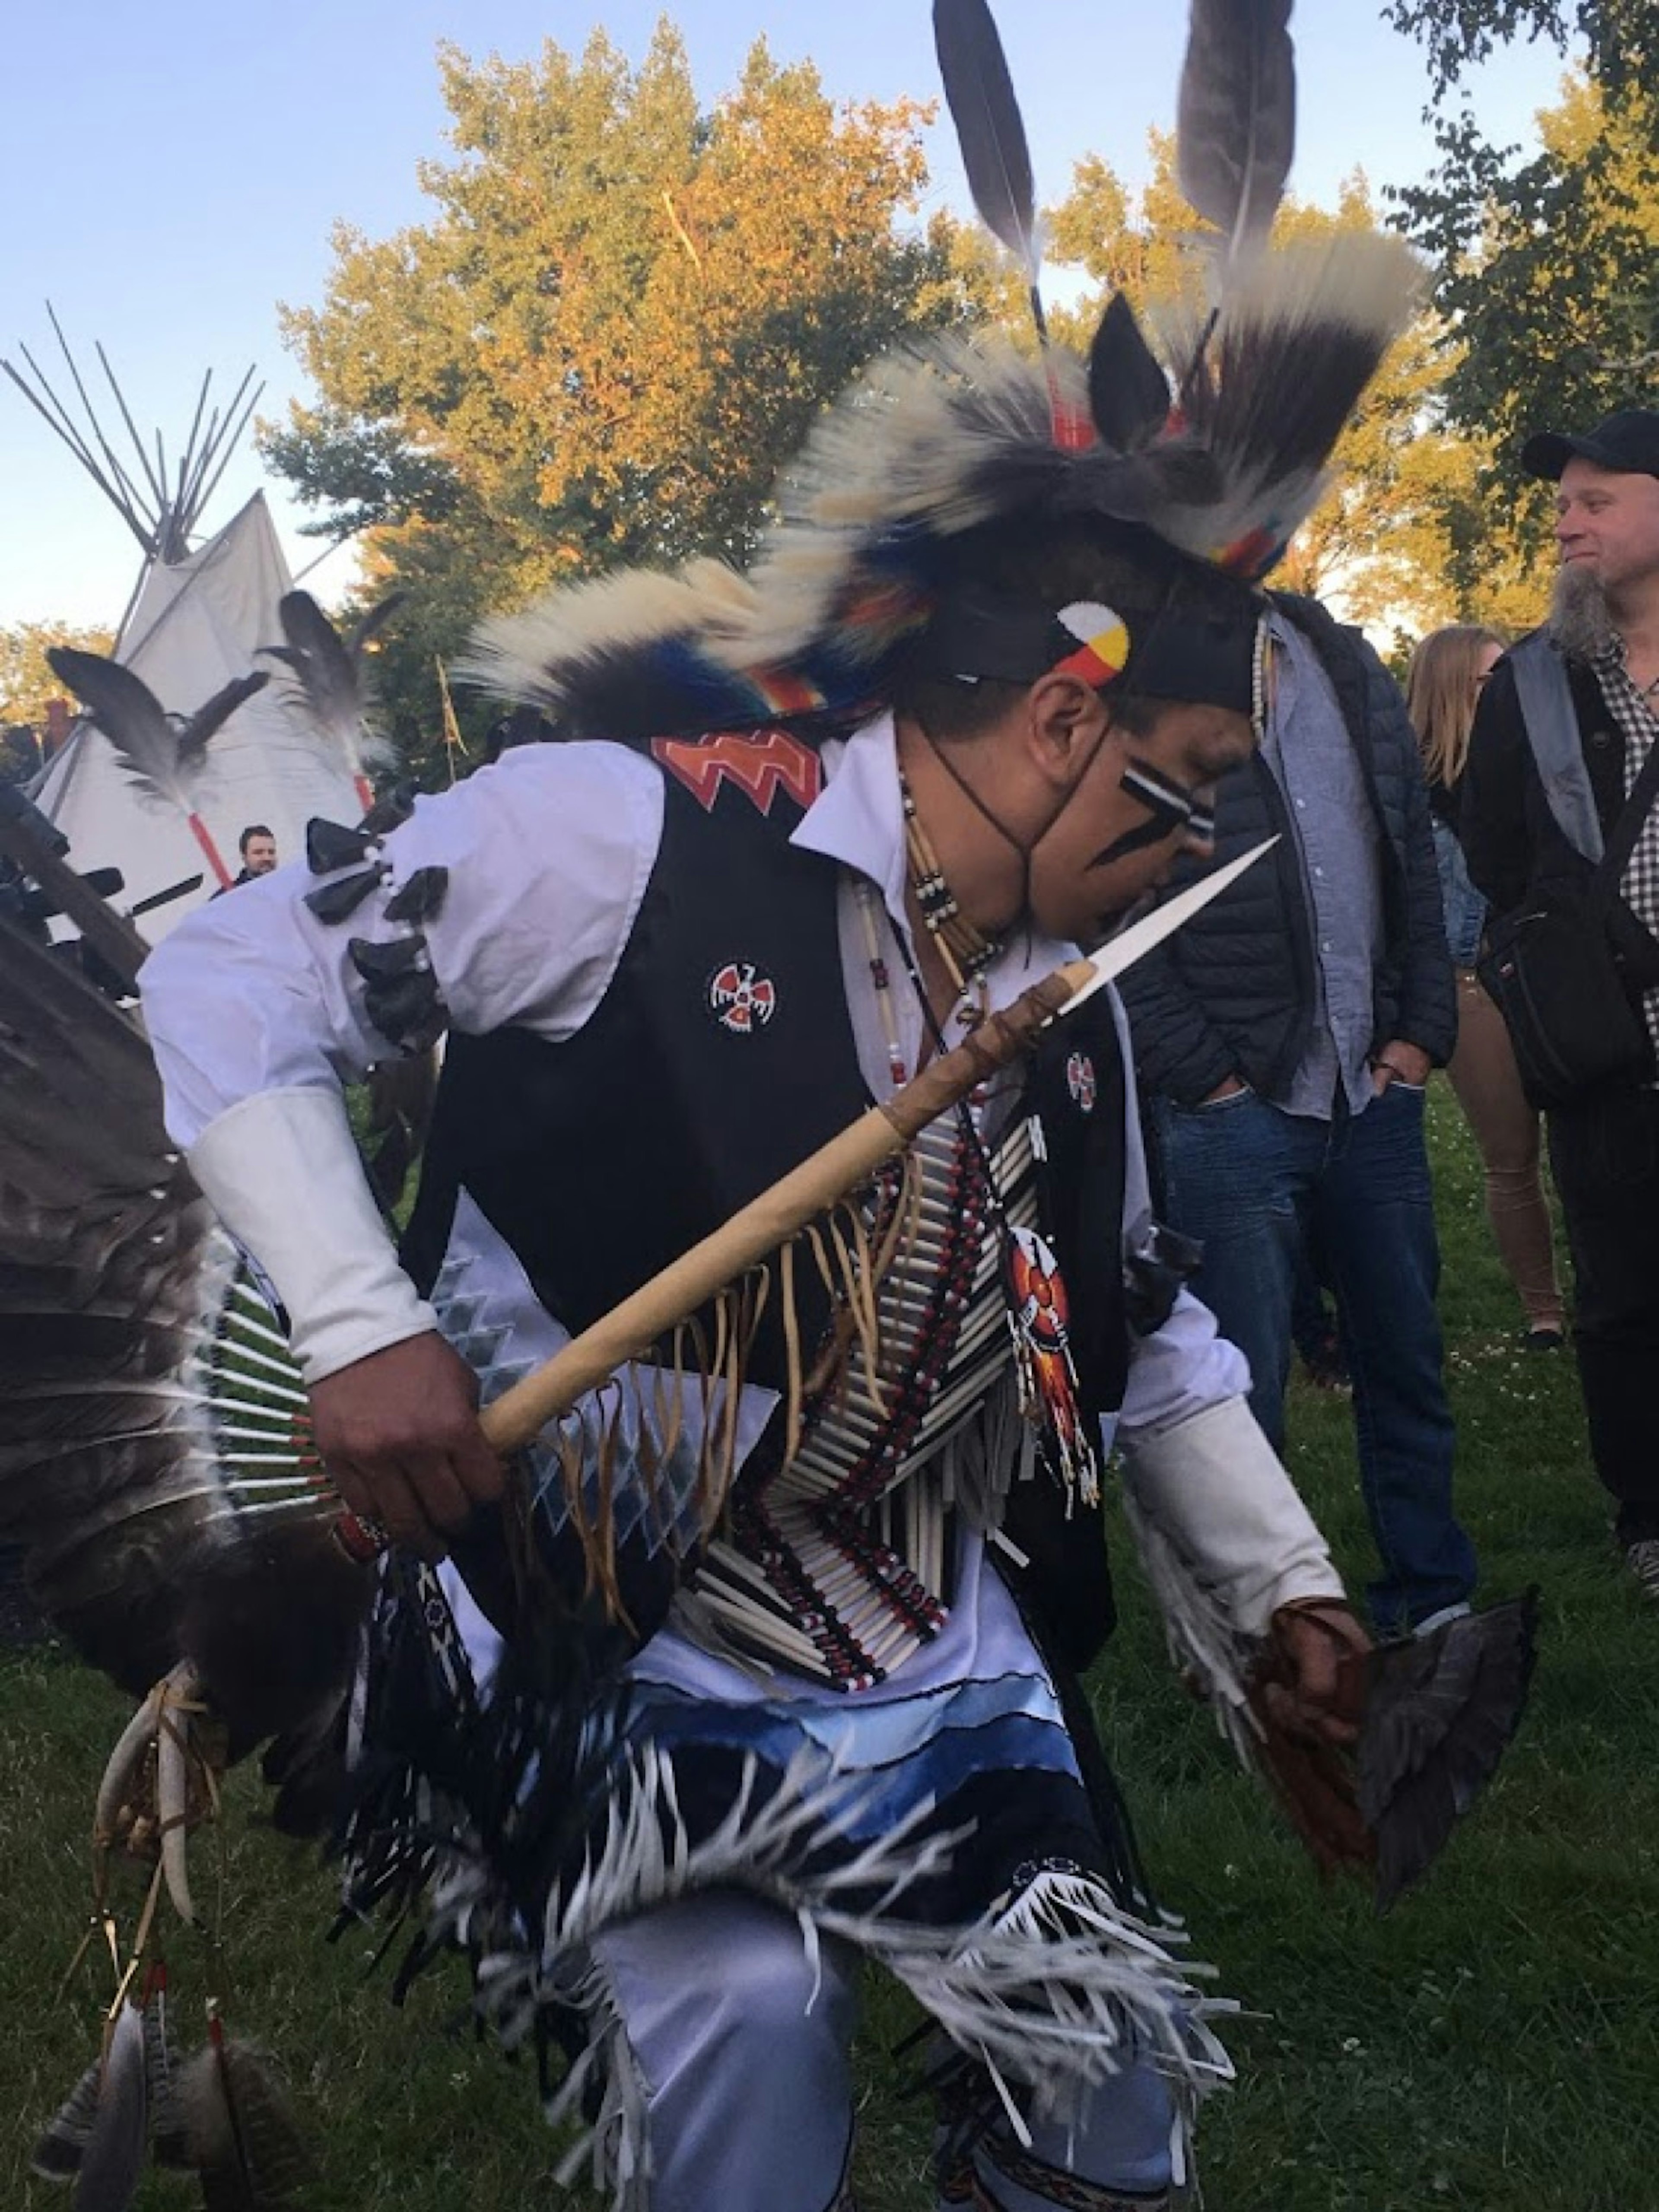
133;9;1433;2209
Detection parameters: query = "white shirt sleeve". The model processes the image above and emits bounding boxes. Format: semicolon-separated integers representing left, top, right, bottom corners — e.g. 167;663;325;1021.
140;742;664;1382
143;741;664;1145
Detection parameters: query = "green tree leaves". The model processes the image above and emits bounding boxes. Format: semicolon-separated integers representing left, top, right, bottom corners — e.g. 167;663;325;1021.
263;23;979;774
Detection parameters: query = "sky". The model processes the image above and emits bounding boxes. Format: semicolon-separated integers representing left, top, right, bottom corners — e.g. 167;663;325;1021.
0;0;1572;630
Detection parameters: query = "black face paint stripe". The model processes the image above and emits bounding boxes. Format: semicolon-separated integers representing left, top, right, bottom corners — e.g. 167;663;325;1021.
1087;814;1184;868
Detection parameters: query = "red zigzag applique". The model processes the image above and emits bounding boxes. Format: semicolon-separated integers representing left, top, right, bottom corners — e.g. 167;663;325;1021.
652;729;823;817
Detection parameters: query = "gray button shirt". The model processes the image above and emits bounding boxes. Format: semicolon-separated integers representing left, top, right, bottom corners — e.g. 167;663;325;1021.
1260;613;1385;1119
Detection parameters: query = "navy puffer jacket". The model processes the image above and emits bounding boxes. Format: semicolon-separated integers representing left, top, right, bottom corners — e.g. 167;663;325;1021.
1118;594;1456;1107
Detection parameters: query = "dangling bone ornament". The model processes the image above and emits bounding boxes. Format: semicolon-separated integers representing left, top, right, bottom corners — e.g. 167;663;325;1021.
93;1659;224;1929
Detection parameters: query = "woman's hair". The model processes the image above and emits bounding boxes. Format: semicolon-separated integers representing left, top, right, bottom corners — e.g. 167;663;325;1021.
1405;623;1506;790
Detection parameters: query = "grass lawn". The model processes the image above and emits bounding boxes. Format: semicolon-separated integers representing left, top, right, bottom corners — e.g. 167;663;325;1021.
3;1084;1656;2210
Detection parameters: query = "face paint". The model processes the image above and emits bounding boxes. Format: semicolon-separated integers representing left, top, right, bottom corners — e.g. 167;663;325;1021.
1087;757;1215;869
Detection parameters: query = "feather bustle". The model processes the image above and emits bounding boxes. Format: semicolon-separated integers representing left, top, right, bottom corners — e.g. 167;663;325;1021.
0;909;362;1724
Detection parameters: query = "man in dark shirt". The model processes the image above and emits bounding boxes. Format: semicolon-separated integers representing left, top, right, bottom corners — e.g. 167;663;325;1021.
1461;408;1659;1597
1120;595;1472;1638
216;823;277;894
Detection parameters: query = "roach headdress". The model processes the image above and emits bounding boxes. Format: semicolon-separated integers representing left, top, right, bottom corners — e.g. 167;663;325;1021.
467;0;1421;741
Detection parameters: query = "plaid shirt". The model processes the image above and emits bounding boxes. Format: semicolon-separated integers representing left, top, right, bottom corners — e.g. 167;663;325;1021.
1592;637;1659;1050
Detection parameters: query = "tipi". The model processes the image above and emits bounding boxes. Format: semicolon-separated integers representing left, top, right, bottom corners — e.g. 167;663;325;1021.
8;313;363;938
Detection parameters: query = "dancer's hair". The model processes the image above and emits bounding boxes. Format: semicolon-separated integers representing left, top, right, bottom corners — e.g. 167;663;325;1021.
1405;624;1506;791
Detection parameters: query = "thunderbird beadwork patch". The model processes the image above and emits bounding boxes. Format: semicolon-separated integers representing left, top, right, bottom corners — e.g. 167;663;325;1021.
709;961;778;1035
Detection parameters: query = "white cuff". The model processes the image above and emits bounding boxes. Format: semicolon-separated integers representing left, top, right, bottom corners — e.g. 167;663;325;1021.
1119;1395;1346;1640
187;1087;439;1385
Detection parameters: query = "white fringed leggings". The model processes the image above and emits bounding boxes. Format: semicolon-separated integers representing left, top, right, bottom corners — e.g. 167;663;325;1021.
591;1890;1176;2212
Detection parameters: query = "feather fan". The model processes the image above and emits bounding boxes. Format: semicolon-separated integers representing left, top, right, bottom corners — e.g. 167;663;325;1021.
261;591;398;815
1359;1589;1540;1910
1248;1592;1539;1906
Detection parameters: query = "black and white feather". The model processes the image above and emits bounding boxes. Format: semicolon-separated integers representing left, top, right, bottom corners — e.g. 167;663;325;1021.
260;591;398;801
44;650;267;819
933;0;1044;308
1176;0;1297;292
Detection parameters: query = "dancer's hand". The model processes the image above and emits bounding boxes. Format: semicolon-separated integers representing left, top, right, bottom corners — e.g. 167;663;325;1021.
1262;1599;1371;1747
309;1332;504;1558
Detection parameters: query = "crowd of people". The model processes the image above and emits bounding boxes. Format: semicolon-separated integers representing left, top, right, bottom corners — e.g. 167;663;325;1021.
1123;408;1659;1640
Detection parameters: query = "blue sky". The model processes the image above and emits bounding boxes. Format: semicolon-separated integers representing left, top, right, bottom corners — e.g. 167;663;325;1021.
1;1;1569;628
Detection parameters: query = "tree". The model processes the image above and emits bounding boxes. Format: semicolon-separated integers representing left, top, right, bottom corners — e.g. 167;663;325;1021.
266;23;978;775
0;620;115;727
1044;137;1543;638
1385;0;1658;588
1382;0;1659;103
1390;72;1658;524
1;621;113;788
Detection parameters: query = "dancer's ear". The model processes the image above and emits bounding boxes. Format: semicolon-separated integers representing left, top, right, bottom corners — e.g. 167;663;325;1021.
1019;674;1115;793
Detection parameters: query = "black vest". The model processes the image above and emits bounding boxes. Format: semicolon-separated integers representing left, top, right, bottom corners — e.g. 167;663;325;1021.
405;731;1134;1669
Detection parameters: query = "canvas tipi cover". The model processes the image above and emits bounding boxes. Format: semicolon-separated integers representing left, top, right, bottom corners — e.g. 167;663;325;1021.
35;493;362;940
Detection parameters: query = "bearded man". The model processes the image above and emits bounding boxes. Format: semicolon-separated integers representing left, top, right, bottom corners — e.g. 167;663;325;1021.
1462;408;1659;1597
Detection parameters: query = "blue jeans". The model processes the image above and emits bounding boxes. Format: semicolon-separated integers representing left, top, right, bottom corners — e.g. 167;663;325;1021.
1154;1081;1475;1634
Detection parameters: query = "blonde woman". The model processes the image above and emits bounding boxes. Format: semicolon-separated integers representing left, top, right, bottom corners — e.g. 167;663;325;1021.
1408;625;1566;1346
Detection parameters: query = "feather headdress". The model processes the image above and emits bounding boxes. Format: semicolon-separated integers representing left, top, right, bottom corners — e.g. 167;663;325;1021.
469;0;1419;746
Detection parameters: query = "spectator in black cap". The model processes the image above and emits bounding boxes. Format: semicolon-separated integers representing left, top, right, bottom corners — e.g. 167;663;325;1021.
1461;406;1659;1599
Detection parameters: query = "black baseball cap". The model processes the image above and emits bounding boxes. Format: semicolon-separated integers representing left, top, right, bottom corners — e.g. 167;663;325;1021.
1522;409;1659;482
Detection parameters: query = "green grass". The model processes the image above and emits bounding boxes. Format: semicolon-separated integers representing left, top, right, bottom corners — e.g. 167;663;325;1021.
5;1085;1659;2210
